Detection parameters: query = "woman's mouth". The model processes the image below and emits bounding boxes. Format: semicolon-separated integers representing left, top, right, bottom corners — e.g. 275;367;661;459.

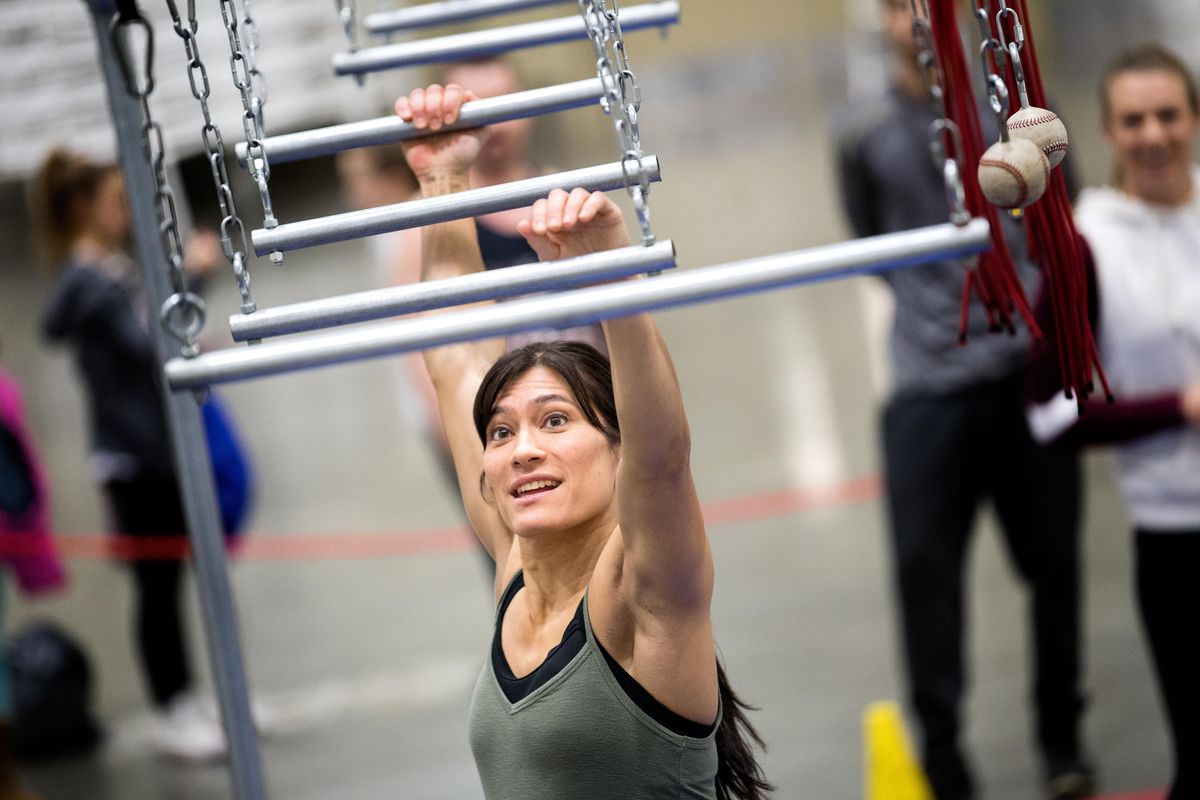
513;479;561;498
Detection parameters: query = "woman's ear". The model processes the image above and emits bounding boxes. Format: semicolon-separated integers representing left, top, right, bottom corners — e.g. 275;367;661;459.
479;472;496;506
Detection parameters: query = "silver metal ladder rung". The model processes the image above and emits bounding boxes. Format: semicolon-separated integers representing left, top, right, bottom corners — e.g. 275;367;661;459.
250;155;662;256
235;78;604;167
229;240;677;341
333;0;680;75
364;0;575;34
167;219;991;390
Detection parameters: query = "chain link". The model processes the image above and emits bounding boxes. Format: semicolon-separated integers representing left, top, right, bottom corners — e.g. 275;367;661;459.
241;0;269;129
991;0;1029;108
909;1;969;225
578;0;654;245
218;0;282;265
164;0;257;316
110;6;208;356
335;0;367;86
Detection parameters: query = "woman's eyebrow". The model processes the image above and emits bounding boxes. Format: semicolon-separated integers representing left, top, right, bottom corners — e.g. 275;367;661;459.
488;394;576;421
533;393;576;407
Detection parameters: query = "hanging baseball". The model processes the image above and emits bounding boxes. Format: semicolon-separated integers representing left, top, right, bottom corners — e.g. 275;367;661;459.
1006;106;1069;168
978;138;1050;209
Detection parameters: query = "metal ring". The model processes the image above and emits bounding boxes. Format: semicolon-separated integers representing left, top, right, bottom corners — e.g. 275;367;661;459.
160;292;207;348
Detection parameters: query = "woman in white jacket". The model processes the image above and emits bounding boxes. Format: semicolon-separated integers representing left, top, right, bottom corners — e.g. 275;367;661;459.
1028;44;1200;800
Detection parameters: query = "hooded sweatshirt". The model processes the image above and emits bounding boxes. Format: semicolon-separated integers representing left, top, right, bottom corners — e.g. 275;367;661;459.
1072;165;1200;530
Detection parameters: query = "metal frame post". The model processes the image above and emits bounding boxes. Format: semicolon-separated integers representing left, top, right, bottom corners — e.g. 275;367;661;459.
86;3;267;798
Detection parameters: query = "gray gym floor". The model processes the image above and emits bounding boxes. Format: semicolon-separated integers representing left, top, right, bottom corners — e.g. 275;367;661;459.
0;2;1183;797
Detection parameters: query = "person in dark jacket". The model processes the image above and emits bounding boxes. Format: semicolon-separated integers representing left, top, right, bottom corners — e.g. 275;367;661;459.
32;147;224;762
832;2;1090;798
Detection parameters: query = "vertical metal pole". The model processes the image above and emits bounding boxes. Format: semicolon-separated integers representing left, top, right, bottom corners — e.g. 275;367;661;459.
85;3;269;798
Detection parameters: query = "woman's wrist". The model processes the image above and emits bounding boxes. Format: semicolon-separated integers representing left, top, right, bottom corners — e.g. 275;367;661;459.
419;170;471;197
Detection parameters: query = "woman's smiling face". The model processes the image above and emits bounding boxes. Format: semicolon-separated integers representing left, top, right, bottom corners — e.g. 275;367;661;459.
482;366;620;539
1105;69;1199;204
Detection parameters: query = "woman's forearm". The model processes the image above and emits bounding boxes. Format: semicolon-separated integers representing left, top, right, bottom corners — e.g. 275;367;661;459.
603;310;691;475
417;173;485;284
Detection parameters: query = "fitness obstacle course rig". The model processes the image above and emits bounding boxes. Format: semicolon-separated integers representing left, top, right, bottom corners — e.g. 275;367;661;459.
89;0;991;796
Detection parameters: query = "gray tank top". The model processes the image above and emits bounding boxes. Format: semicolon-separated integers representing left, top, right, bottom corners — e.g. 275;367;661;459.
468;573;721;799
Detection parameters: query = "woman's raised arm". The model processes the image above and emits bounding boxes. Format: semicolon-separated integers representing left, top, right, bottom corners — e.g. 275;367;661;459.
518;191;712;618
396;85;510;563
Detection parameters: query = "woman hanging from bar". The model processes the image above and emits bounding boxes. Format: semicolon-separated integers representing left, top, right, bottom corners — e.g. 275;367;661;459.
395;83;772;799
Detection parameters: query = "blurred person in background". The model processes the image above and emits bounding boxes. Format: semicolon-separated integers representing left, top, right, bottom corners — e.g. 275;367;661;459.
0;333;67;799
437;56;606;352
833;2;1089;797
1027;43;1200;800
335;144;439;450
31;147;225;762
442;56;541;272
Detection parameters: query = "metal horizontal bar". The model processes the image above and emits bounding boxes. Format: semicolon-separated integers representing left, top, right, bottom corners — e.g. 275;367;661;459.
229;240;676;341
333;0;680;75
167;219;990;389
250;155;661;256
364;0;574;33
235;78;603;167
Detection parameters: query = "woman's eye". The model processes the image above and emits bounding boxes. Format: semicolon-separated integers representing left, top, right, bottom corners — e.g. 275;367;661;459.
488;426;511;442
545;412;567;428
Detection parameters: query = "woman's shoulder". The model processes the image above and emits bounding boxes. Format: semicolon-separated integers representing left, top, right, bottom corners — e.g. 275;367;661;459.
1074;184;1147;244
42;263;126;335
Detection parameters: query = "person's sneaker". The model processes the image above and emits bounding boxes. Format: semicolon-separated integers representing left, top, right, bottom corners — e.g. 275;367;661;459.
1046;764;1096;800
152;692;227;763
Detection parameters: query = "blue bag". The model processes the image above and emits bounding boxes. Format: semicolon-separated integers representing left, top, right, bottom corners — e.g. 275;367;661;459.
201;394;253;538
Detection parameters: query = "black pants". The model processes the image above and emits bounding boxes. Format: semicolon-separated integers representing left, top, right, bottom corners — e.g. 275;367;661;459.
105;476;192;709
883;376;1084;798
1136;529;1200;800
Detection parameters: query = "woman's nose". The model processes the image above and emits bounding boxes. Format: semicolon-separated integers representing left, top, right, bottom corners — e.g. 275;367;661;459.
511;429;545;463
1140;117;1168;145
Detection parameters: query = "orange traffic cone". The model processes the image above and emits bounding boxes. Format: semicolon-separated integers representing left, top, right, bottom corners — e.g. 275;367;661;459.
864;701;933;800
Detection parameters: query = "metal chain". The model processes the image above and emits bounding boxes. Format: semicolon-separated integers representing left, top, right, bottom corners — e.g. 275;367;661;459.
241;0;268;130
335;0;360;51
163;0;257;316
219;0;282;265
909;1;969;225
335;0;367;86
578;0;654;246
110;3;207;356
992;0;1029;108
974;1;1012;121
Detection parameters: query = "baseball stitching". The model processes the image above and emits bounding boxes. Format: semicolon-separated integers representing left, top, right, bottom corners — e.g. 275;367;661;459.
979;158;1028;207
1008;112;1058;130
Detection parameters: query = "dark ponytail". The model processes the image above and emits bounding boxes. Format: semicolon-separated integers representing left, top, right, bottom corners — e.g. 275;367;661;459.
715;660;773;800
